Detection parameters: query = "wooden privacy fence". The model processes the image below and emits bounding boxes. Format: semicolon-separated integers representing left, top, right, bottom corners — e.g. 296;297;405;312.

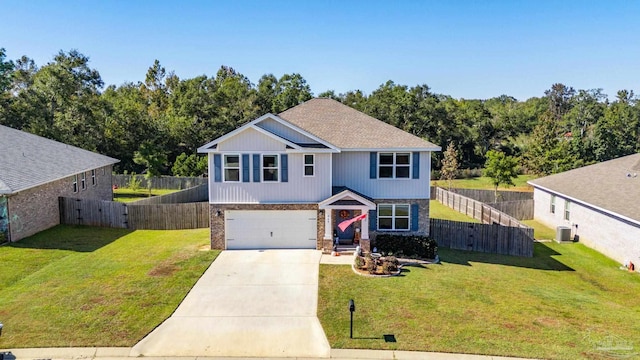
113;175;207;190
435;187;533;226
130;184;208;205
449;188;533;203
486;199;534;220
59;197;209;230
430;218;533;257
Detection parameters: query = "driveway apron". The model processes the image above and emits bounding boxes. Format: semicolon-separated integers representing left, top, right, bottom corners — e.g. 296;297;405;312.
131;249;331;358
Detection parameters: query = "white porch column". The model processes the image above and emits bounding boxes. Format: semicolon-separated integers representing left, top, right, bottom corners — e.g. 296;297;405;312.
361;207;370;240
324;209;332;240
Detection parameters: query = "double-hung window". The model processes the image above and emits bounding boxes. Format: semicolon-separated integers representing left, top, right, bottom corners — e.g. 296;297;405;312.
223;154;240;182
81;172;86;190
379;153;411;179
564;201;570;221
91;169;96;186
377;204;410;231
550;195;556;214
262;155;279;182
72;175;78;193
304;154;314;177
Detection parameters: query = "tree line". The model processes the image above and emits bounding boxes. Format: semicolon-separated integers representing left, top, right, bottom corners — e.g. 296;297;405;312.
1;48;639;177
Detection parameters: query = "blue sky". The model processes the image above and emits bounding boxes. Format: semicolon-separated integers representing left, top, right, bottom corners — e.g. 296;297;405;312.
2;0;639;100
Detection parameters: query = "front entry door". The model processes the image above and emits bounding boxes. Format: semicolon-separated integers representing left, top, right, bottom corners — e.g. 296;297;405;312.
336;209;354;244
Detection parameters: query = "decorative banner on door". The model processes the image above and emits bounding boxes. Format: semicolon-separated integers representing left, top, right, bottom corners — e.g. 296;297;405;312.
338;213;367;232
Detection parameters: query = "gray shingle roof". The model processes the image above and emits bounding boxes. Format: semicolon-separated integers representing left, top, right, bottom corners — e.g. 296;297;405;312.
0;125;119;194
278;98;440;150
528;153;640;222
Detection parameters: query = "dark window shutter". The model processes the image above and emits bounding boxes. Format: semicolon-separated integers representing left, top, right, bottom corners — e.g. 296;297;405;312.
370;152;377;179
412;152;420;179
213;154;222;182
369;209;377;231
252;154;260;182
411;203;419;231
281;154;288;182
242;154;250;182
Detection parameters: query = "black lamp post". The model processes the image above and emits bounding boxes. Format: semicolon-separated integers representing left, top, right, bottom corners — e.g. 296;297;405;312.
349;299;355;339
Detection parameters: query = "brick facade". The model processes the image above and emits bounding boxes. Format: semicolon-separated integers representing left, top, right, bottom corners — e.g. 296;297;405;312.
209;203;325;250
7;165;114;242
369;198;430;242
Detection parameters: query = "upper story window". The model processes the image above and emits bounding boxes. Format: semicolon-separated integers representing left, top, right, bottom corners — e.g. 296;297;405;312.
81;172;86;190
224;154;241;182
550;195;556;214
378;204;410;231
91;169;96;186
72;175;78;193
379;153;411;179
564;201;570;221
262;155;279;182
304;154;314;177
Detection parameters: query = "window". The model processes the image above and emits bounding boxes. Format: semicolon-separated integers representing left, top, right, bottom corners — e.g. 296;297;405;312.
304;154;314;177
378;153;411;179
81;172;86;190
262;155;279;182
377;204;410;231
550;195;556;214
564;201;570;221
223;154;240;182
72;175;78;193
91;169;96;186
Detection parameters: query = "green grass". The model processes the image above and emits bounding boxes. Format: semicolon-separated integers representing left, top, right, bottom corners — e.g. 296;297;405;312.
429;200;479;223
522;219;557;240
0;225;218;348
432;174;537;192
319;242;640;359
113;187;178;203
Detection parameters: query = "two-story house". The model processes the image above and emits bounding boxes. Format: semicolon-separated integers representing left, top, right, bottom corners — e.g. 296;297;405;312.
198;98;440;251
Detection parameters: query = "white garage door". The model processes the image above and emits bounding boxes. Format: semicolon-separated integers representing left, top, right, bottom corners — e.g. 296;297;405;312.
225;210;317;249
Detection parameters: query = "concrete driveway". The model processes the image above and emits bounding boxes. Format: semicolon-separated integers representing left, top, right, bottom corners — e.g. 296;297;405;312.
131;249;331;358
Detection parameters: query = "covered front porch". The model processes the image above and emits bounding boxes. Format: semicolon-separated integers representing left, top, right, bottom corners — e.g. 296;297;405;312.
318;188;376;251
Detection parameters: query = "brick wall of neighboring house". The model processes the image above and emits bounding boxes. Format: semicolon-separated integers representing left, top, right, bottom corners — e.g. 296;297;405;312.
7;165;114;242
369;198;431;243
209;204;324;250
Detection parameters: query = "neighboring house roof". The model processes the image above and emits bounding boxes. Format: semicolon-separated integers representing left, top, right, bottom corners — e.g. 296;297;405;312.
528;153;640;224
278;98;441;151
0;125;119;195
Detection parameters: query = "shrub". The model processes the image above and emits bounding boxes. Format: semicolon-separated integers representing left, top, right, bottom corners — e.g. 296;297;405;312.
385;256;399;266
354;256;365;269
0;231;6;243
382;260;398;275
365;258;376;274
374;234;438;259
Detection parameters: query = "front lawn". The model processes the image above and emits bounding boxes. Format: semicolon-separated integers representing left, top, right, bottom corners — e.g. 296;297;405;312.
0;225;218;348
432;174;536;192
318;241;640;359
113;187;177;202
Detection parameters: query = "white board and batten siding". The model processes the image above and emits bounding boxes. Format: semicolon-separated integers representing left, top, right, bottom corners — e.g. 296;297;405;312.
533;188;640;266
209;128;332;203
225;210;317;249
332;151;432;199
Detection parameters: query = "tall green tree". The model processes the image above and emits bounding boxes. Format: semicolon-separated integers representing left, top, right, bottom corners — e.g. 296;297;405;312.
133;141;168;194
271;73;312;113
484;150;519;202
593;90;638;161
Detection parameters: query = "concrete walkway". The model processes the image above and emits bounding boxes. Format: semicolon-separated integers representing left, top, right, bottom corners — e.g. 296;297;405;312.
131;249;330;358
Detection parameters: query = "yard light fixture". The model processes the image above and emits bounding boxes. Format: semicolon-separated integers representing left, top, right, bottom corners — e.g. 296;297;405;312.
215;210;222;217
349;299;355;338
